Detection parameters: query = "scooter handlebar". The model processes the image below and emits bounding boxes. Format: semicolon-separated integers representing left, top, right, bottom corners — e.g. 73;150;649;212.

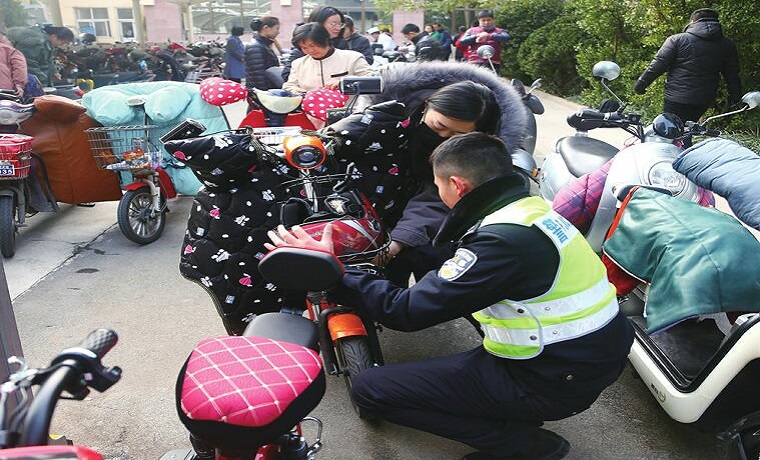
574;109;626;122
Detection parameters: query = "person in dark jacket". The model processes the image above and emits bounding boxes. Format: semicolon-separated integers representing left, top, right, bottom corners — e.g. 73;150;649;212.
452;25;467;61
222;26;246;83
634;8;741;123
325;62;528;286
7;25;73;86
342;16;373;65
245;16;282;94
266;132;634;460
399;23;441;62
281;5;350;81
432;23;453;61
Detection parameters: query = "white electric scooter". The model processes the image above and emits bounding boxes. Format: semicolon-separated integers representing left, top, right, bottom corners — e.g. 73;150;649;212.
539;60;760;252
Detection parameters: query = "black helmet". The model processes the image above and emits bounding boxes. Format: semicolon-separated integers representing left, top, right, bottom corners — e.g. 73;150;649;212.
79;33;96;45
652;112;684;139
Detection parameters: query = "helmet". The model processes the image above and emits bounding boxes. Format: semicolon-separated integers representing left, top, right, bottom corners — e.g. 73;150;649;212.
652;112;684;139
78;33;96;45
253;88;303;114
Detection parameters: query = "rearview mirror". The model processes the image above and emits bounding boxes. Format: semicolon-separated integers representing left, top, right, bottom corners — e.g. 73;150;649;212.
741;91;760;110
592;61;621;81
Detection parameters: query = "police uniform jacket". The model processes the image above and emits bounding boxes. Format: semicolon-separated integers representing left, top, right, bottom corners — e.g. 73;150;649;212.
330;173;634;406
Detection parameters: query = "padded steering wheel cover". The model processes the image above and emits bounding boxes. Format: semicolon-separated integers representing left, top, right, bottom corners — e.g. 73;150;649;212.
258;247;344;291
176;336;325;450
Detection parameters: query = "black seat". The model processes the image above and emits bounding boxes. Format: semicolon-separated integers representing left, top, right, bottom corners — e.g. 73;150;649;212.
557;136;619;177
243;312;319;351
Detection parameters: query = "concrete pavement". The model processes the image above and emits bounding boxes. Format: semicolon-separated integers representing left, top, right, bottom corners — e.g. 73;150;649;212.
2;94;736;459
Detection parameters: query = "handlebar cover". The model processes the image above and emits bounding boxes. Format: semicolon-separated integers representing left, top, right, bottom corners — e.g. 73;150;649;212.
575;109;626;122
78;328;118;359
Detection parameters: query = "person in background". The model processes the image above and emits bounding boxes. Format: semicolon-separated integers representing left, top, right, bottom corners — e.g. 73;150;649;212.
633;8;741;123
0;32;28;99
282;5;349;81
399;23;441;62
282;22;372;95
368;26;395;52
222;26;245;83
452;25;467;61
425;24;437;38
245;16;282;92
267;132;634;460
432;23;453;61
457;10;510;74
342;16;373;65
6;24;73;87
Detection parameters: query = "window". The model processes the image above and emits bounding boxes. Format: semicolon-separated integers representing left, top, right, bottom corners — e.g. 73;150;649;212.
75;8;111;37
117;8;135;42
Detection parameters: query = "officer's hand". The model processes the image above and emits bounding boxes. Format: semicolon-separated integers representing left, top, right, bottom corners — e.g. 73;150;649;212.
372;240;404;267
265;224;335;253
633;79;647;95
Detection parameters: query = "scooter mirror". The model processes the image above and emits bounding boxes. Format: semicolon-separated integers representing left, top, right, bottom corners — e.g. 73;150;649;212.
530;79;543;91
477;45;495;60
592;61;621;81
740;91;760;110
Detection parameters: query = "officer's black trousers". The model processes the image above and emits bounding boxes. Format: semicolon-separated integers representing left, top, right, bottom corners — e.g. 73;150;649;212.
351;346;579;456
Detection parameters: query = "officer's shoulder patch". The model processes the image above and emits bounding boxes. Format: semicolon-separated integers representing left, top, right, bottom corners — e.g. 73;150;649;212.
438;248;477;281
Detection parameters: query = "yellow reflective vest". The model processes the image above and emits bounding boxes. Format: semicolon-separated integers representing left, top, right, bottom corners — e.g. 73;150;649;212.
472;196;619;359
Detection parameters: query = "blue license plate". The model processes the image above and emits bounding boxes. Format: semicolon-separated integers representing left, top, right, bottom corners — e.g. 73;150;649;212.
0;165;16;176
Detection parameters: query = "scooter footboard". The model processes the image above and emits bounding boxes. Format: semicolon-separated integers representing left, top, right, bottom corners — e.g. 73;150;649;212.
243;312;319;351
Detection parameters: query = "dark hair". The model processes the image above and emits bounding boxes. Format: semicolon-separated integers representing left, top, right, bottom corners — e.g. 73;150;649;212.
426;81;501;134
691;8;719;21
458;26;467;33
231;26;244;36
307;6;345;26
344;16;355;32
43;25;74;41
430;132;513;186
477;10;494;19
250;16;280;32
401;23;420;35
291;22;331;49
433;23;443;28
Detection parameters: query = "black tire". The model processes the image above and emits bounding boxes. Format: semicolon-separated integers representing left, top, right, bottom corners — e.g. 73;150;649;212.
117;189;166;245
0;195;17;258
336;336;377;420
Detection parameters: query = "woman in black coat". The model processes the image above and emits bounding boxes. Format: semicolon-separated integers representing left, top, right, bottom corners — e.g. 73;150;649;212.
244;16;282;92
342;16;373;65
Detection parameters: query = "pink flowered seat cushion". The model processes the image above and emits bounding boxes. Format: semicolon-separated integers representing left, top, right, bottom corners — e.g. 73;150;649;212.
199;77;248;106
175;336;326;451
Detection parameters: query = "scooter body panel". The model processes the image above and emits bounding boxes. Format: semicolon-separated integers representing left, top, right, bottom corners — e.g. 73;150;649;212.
538;150;574;203
629;319;760;424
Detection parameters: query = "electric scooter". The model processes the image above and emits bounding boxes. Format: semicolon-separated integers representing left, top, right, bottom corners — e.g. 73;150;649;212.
539;60;760;252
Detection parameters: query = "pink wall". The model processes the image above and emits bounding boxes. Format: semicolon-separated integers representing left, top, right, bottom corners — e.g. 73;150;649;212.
270;0;306;50
145;0;184;43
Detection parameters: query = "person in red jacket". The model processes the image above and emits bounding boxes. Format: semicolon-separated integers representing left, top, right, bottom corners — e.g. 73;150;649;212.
456;10;510;74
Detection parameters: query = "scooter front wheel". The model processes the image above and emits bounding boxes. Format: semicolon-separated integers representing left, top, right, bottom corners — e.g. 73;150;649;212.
0;195;16;257
336;336;377;421
117;189;166;245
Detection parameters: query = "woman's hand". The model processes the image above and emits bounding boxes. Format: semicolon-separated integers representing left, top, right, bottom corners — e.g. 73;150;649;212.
265;224;335;253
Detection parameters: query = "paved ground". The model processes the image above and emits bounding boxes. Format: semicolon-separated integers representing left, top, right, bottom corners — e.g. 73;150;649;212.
1;93;741;459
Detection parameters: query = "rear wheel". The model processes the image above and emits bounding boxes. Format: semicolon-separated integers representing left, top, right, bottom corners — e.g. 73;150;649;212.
336;336;377;421
0;195;17;258
117;189;166;245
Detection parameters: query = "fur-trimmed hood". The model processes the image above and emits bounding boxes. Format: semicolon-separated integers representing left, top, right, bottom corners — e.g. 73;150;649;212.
366;61;528;151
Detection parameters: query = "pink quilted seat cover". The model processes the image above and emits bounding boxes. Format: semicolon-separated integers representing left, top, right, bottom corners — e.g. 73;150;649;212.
180;336;322;427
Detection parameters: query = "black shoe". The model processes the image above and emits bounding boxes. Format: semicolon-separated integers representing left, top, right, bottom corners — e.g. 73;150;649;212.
461;429;570;460
77;202;96;207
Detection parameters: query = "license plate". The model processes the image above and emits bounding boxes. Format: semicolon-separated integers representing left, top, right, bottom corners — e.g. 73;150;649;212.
0;165;16;176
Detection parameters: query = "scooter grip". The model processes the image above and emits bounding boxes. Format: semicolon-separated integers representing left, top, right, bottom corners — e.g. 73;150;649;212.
77;329;118;359
575;109;625;122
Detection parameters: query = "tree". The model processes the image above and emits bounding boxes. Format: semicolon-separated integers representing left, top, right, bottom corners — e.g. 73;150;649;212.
0;0;28;32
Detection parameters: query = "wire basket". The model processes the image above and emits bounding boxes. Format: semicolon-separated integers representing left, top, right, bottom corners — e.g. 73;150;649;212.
0;134;33;180
250;126;303;149
84;125;162;172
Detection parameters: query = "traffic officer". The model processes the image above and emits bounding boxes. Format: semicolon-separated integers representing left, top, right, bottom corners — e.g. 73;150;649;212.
267;132;634;460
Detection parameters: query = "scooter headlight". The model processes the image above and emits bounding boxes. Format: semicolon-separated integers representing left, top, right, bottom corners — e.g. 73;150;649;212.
648;161;686;195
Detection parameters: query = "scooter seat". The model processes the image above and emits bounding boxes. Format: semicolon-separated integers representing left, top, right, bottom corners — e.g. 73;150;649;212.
557;136;619;177
243;312;320;351
0;100;35;125
176;335;325;451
